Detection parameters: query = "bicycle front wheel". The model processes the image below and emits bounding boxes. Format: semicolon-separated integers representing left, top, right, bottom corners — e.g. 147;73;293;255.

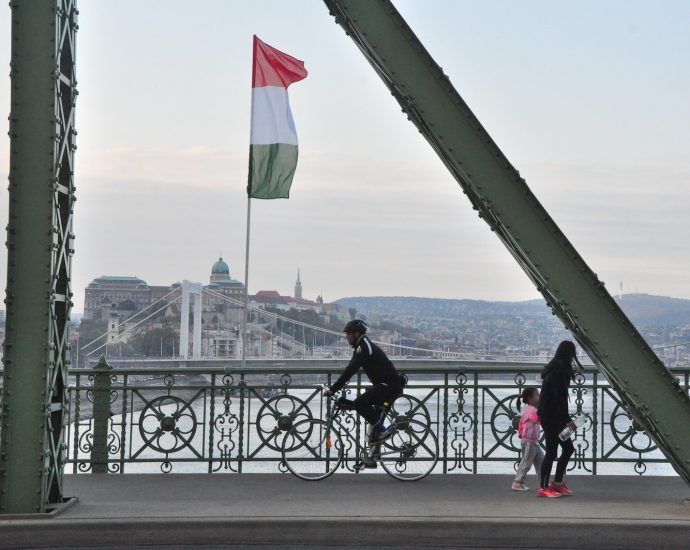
282;418;343;481
379;419;438;481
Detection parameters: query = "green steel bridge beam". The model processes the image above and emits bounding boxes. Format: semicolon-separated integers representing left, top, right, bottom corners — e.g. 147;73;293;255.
1;0;77;513
323;0;690;485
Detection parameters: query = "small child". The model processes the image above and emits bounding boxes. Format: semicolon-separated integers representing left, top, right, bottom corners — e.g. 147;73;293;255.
512;387;544;491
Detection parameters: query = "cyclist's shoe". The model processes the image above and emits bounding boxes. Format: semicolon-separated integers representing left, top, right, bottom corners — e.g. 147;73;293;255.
549;482;573;496
536;487;562;498
367;422;391;443
335;397;354;410
354;458;378;471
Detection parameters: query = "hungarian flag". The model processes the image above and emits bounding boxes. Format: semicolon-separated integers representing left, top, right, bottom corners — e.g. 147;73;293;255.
248;36;308;199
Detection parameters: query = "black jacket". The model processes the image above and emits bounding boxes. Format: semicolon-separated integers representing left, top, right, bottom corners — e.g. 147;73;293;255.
537;360;572;428
331;335;400;393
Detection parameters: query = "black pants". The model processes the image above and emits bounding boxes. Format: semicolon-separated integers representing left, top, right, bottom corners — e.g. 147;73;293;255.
354;379;404;424
540;422;574;489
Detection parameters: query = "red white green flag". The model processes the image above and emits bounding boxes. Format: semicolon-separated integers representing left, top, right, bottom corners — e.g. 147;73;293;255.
248;36;308;199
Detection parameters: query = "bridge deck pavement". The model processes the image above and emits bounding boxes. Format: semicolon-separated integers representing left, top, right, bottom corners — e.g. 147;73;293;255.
0;474;689;549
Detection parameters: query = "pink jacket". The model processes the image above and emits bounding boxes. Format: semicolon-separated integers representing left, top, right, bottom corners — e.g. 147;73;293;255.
518;404;540;443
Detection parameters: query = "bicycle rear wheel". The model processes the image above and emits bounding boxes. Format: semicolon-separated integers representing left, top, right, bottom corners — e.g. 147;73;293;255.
379;419;438;481
282;418;343;480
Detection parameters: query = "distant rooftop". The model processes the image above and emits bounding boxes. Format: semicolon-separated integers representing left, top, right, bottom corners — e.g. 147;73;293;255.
88;276;149;289
253;290;288;303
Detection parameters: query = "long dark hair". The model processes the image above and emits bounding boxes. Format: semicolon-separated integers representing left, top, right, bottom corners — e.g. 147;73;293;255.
542;340;578;381
516;387;538;411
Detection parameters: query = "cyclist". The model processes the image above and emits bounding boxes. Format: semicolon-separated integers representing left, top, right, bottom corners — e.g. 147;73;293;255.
325;320;406;445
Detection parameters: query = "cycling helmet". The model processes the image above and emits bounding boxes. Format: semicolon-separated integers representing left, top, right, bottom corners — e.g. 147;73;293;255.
343;319;368;334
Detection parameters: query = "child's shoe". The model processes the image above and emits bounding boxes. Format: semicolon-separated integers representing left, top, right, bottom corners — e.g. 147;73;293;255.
536;487;562;498
511;482;529;491
549;482;573;496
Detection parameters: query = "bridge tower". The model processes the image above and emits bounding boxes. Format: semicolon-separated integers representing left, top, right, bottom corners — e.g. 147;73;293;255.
179;281;202;359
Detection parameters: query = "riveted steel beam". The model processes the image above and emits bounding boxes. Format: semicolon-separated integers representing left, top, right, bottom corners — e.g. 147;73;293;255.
323;0;690;485
1;0;77;513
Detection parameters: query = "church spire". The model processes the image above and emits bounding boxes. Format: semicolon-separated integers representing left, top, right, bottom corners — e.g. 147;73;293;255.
294;269;303;300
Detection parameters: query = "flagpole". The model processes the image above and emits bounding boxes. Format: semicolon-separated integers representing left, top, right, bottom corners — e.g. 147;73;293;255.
242;35;306;369
241;195;251;370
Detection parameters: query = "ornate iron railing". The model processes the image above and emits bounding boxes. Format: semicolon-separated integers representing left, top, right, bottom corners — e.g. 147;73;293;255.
52;361;690;476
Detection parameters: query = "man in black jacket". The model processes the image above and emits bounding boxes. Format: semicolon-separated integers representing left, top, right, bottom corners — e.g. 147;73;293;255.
326;319;405;443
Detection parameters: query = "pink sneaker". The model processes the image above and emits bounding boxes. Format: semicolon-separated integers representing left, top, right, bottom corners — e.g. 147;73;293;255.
536;487;562;498
549;482;573;496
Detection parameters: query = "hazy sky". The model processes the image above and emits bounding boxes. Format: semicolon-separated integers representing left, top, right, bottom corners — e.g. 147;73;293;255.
1;1;689;313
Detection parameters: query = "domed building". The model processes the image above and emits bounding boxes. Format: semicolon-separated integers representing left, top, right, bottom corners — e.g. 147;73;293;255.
210;257;230;283
207;257;244;291
202;257;246;353
82;257;247;357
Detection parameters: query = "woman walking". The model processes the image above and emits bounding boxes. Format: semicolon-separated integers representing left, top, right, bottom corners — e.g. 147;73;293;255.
536;340;578;497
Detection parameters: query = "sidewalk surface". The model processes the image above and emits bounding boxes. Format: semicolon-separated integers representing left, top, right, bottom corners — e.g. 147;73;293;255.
0;474;688;548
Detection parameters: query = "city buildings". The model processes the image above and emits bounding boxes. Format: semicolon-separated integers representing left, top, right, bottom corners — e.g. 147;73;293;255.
81;259;341;359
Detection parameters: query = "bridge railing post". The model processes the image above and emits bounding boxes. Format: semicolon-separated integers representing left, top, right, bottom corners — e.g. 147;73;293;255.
91;356;112;473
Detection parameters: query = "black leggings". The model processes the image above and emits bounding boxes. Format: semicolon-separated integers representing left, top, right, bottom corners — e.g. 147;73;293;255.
353;381;404;424
540;422;575;489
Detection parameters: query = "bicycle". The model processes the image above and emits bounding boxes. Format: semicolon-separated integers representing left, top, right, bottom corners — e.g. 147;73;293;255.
281;385;438;481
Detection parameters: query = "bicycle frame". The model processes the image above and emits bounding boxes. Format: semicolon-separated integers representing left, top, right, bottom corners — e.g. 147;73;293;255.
324;396;405;466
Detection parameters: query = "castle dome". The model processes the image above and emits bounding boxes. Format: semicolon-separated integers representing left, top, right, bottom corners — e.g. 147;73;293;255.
211;257;230;275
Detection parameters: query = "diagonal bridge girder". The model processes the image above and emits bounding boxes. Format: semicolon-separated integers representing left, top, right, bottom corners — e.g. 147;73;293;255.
323;0;690;485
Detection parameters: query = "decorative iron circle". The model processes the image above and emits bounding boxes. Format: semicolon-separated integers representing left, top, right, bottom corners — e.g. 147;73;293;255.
392;393;431;427
610;403;657;454
161;416;176;432
222;374;235;387
277;415;293;431
489;394;520;452
511;414;520;432
256;394;312;452
139;395;197;454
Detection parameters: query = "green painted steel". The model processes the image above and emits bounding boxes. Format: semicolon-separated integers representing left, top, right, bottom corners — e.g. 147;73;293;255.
323;0;690;485
91;357;112;474
1;0;77;513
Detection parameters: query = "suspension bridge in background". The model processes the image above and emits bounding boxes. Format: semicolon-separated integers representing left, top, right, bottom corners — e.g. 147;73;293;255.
79;281;500;365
